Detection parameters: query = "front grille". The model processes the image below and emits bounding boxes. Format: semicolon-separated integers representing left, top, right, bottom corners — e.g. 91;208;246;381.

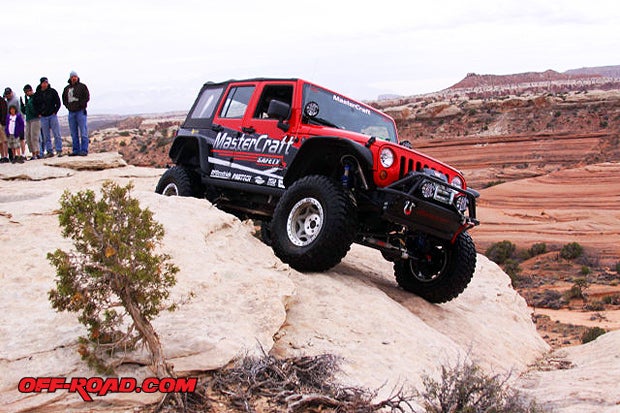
398;156;449;182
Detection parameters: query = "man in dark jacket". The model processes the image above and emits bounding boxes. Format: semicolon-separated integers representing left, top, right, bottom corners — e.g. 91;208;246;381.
33;77;63;157
62;71;90;156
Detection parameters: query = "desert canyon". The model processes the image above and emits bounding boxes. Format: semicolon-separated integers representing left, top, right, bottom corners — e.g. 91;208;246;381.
1;66;620;412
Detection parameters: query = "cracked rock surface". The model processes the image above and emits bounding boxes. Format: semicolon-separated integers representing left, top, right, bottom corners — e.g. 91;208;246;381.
1;154;617;412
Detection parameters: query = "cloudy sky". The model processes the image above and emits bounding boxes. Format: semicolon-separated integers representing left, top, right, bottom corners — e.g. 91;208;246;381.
4;0;619;115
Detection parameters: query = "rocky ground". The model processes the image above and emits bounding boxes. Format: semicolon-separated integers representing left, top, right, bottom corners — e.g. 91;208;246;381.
0;154;619;412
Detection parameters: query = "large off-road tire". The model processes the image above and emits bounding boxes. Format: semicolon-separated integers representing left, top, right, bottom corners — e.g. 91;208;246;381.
394;231;476;303
155;166;202;197
259;220;272;246
271;175;357;272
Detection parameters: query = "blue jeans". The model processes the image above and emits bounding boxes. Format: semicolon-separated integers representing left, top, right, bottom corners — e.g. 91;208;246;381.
40;114;62;153
68;110;88;154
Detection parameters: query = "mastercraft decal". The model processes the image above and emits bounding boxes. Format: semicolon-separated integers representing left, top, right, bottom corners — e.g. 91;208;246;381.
332;94;371;115
214;132;294;155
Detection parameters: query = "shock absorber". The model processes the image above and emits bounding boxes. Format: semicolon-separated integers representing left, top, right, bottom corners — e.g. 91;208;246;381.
341;163;351;188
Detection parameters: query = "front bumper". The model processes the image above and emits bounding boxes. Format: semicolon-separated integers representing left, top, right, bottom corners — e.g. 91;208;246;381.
376;172;479;241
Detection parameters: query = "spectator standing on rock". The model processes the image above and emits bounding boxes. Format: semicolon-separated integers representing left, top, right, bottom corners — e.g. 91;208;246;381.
5;105;25;163
62;71;90;156
21;85;41;160
0;97;7;162
34;77;63;157
4;87;21;160
4;87;20;113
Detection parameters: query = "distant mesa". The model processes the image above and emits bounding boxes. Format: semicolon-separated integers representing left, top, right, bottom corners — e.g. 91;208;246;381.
447;65;620;92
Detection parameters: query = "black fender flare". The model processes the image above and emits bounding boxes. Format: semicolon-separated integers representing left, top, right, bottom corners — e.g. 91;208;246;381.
169;134;212;171
283;136;374;188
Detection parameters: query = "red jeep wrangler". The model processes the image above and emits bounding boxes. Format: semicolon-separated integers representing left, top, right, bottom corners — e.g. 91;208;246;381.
156;78;479;303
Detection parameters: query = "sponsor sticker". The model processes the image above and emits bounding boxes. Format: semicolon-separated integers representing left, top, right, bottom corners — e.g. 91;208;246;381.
232;173;252;182
210;169;232;179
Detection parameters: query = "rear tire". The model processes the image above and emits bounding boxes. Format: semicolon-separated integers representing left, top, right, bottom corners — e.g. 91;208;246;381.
259;220;272;246
271;175;357;272
394;232;476;303
155;166;202;197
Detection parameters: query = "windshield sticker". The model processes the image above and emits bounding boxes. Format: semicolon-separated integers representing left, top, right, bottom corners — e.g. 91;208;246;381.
304;101;320;118
332;94;371;115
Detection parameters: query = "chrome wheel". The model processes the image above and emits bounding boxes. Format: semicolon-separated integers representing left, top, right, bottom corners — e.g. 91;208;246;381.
162;183;180;196
286;197;324;246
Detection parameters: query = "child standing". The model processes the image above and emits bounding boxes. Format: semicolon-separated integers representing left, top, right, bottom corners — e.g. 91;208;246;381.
5;105;25;163
0;98;7;163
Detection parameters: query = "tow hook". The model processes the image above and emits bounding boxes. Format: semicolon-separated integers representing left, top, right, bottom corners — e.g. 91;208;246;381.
403;200;415;216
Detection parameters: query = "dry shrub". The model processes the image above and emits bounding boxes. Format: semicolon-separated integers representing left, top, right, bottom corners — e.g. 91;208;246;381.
155;354;547;413
162;353;415;413
418;358;545;413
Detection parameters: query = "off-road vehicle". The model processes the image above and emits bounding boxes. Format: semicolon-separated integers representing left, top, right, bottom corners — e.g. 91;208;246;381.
156;78;479;303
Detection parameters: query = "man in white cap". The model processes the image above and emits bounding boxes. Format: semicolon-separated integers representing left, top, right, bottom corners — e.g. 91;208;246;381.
62;71;90;156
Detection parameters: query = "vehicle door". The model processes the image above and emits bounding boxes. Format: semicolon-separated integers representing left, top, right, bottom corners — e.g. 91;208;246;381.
232;82;298;189
209;83;257;181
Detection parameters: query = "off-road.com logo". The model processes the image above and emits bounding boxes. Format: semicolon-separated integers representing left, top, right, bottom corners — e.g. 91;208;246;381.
18;376;198;402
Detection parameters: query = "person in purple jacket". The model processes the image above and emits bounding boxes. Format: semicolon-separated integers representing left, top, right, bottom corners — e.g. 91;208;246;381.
5;105;25;163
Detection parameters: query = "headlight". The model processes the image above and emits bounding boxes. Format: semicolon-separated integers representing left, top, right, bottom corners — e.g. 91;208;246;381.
451;176;463;188
379;148;395;168
421;181;436;198
455;195;468;212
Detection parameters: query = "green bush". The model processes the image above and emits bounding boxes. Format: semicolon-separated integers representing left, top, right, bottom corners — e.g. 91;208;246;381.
581;327;606;344
48;181;179;376
484;180;506;188
503;259;522;286
560;242;584;260
563;285;584;300
564;277;589;301
486;241;516;265
528;243;547;257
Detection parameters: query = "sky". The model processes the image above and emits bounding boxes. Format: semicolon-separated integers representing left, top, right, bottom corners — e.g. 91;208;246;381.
4;0;619;115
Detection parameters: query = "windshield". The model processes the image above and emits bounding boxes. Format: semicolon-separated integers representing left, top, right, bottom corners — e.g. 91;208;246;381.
302;83;397;142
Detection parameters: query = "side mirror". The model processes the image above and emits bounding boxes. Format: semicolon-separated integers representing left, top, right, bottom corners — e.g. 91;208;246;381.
267;99;291;132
